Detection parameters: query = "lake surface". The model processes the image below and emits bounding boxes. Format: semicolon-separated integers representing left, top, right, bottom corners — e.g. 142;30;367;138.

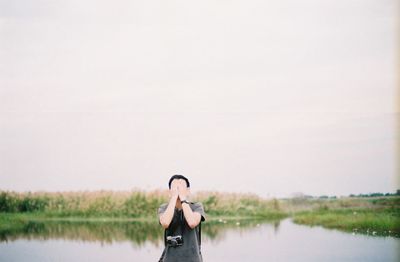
0;218;398;261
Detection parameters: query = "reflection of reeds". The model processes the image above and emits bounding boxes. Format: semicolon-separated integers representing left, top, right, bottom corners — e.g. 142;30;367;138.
0;220;163;245
0;217;281;245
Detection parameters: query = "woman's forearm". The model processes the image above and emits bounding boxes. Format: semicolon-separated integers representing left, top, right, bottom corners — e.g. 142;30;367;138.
182;202;201;229
159;195;178;228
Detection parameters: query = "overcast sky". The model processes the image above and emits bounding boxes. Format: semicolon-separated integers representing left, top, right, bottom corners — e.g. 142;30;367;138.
0;0;398;197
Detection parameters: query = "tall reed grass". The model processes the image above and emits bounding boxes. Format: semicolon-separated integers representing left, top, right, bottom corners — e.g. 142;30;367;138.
0;190;285;219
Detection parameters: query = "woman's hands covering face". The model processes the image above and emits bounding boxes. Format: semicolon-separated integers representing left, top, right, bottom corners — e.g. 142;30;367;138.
178;180;188;200
170;180;179;198
170;179;188;200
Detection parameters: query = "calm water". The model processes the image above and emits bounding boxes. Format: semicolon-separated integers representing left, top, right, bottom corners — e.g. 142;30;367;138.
0;218;398;262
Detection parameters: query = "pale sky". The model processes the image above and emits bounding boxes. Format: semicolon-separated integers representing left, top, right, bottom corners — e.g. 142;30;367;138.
0;0;399;197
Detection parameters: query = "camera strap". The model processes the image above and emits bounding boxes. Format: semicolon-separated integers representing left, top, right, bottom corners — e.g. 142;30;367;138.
198;220;202;250
163;208;185;247
163;204;202;249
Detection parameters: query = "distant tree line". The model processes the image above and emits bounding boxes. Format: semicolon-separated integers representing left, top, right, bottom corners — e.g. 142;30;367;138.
349;190;400;198
292;190;400;199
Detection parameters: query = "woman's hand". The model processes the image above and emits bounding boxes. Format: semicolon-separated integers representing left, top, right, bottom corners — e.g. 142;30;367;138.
171;181;179;199
178;180;188;200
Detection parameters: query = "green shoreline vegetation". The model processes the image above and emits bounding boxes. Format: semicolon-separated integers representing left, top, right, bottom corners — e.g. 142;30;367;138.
292;208;399;237
289;195;400;237
0;190;399;238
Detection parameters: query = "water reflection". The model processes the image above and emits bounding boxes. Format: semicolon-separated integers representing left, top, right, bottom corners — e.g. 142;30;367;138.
0;221;163;246
204;219;281;243
0;218;281;246
1;219;398;262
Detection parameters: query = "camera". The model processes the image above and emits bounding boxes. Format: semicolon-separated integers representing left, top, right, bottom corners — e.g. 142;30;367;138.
166;235;183;247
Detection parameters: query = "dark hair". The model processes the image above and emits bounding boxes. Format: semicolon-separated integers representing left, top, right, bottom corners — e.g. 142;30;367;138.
168;174;190;189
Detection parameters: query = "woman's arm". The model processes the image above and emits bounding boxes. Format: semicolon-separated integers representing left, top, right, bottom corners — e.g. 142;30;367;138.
181;202;202;229
159;186;179;229
178;180;202;229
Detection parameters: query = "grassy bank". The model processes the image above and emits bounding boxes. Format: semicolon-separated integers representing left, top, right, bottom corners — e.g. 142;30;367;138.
1;190;399;237
291;197;400;237
292;208;400;237
0;190;286;220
